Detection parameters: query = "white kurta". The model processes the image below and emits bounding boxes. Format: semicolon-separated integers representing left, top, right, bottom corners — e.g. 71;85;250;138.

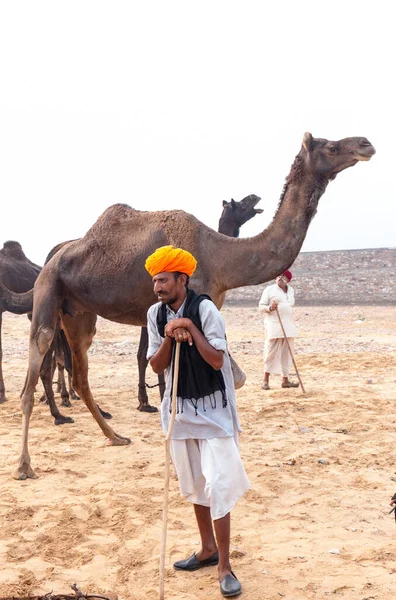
147;297;250;517
146;298;241;440
258;283;297;339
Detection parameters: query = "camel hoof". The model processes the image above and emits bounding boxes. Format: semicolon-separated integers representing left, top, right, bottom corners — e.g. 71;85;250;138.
106;434;131;446
137;404;158;413
70;392;80;400
13;466;37;480
61;398;72;407
0;394;8;405
54;415;74;425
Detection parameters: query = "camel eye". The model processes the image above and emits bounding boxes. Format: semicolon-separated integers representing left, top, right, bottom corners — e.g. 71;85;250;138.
328;145;338;154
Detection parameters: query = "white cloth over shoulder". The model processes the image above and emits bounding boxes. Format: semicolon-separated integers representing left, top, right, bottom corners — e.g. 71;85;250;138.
258;283;297;339
146;298;241;440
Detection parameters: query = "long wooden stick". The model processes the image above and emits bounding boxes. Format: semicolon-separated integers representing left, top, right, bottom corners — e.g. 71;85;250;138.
159;341;181;600
275;307;306;394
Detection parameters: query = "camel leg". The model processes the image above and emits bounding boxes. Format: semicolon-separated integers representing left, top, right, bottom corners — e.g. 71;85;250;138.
59;326;110;419
137;327;158;413
68;372;80;400
60;328;109;417
0;312;7;404
39;347;74;424
55;356;62;392
39;352;57;403
56;362;71;407
61;312;130;446
52;328;72;407
15;291;61;480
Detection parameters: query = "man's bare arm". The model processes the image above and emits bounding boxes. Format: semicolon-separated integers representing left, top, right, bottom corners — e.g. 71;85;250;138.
149;335;174;374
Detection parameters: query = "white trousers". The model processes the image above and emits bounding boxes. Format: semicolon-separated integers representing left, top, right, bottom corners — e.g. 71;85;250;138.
264;337;294;376
170;436;250;521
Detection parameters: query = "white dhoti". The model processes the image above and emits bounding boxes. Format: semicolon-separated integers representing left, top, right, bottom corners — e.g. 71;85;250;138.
170;436;250;521
264;337;294;377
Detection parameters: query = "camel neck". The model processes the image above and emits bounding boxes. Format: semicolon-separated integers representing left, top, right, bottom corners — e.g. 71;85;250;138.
214;175;328;292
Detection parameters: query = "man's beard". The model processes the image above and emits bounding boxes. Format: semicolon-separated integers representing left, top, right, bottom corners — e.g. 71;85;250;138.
158;293;177;306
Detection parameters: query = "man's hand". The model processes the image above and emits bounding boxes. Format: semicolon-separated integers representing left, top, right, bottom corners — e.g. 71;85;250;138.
165;318;192;337
165;322;193;345
269;300;278;312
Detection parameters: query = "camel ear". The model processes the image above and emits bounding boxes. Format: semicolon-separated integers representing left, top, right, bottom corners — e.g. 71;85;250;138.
222;200;228;207
231;198;236;206
302;132;313;152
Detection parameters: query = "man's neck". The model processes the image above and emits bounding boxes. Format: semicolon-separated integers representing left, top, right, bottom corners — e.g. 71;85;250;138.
168;288;188;313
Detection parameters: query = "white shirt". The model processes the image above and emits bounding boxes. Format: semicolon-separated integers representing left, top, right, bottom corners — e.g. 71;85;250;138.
258;283;297;339
147;298;241;440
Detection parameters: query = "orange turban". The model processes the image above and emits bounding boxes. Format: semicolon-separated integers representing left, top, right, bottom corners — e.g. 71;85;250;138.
145;245;197;277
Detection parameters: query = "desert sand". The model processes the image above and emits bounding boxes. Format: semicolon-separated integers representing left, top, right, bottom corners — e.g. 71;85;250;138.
0;305;395;600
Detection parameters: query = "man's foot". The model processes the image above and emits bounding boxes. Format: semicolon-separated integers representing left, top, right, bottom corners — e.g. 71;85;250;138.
282;380;299;388
173;551;219;571
261;382;270;390
220;571;241;597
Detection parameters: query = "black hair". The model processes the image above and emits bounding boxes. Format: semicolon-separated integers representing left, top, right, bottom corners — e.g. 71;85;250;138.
174;271;190;286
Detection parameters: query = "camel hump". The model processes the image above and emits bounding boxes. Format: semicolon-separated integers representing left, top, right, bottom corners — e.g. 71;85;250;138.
87;203;191;233
85;202;199;249
1;240;26;260
45;239;77;265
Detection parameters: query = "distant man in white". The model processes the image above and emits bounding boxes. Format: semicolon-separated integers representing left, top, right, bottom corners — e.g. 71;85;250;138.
258;269;299;390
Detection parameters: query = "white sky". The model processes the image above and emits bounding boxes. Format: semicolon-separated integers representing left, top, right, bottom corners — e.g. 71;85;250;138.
0;1;393;265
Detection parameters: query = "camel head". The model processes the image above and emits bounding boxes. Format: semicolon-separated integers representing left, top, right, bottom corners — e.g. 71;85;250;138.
221;194;263;228
300;133;376;181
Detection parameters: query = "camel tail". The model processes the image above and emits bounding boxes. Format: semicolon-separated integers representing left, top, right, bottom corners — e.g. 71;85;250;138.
0;282;34;314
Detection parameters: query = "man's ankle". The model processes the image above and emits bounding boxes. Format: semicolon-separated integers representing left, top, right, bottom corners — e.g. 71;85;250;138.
196;546;217;560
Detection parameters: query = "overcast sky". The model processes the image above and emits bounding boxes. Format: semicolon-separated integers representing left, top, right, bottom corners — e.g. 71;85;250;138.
0;1;393;265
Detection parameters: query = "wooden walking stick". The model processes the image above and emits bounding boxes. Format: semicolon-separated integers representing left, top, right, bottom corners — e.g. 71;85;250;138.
159;341;181;600
274;306;306;394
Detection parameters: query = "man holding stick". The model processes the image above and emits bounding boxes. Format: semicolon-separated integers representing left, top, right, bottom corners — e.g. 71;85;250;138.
146;245;249;598
259;270;299;391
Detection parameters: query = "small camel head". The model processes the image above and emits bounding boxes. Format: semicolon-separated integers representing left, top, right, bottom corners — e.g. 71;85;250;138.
221;194;263;228
301;132;376;181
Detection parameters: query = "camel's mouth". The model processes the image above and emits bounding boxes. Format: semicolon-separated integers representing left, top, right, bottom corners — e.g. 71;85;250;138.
356;153;374;162
251;195;263;213
354;140;376;161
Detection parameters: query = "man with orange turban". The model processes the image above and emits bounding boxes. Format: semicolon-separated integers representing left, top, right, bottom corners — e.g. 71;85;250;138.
145;245;249;598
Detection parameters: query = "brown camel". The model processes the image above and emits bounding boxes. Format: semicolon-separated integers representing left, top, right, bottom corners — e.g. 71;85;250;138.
136;193;263;410
0;241;41;404
0;241;80;410
0;242;111;425
0;242;76;409
3;132;375;479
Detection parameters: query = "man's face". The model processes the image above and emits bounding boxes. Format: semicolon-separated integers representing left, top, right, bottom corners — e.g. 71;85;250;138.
276;275;290;287
152;271;186;305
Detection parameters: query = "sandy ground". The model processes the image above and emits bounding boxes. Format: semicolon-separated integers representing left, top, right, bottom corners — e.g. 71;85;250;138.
0;305;396;600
